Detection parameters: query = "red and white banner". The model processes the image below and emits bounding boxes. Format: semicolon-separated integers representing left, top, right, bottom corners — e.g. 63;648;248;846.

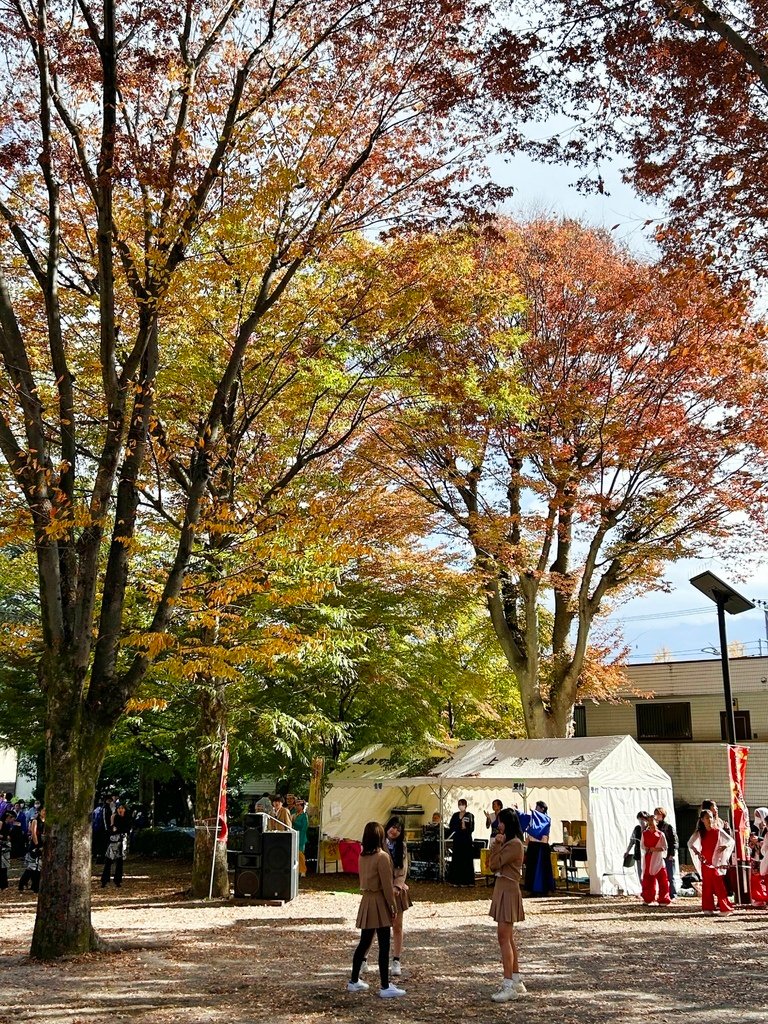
216;745;229;844
728;743;750;863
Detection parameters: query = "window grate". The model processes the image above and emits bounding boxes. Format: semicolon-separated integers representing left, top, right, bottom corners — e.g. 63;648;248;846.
636;702;692;741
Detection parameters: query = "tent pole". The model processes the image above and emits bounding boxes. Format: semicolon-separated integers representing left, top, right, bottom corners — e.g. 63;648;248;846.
439;783;445;882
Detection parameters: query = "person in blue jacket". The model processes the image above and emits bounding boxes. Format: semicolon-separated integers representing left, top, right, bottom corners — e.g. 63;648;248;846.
518;801;555;896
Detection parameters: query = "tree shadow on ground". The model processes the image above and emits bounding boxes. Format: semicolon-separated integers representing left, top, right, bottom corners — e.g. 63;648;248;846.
4;863;768;1024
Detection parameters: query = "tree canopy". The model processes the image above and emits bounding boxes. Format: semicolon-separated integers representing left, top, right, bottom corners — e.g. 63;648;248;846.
0;0;506;957
371;219;768;735
498;1;768;276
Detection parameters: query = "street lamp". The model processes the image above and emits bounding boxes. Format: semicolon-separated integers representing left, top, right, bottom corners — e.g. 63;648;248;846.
689;571;754;745
690;570;754;907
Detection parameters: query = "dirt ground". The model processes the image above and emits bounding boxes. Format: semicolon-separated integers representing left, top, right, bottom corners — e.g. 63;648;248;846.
2;860;767;1024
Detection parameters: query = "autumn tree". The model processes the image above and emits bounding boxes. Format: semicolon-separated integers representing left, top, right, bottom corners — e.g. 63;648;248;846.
373;219;768;737
0;0;504;957
153;241;432;896
226;481;521;767
138;231;494;897
497;0;768;276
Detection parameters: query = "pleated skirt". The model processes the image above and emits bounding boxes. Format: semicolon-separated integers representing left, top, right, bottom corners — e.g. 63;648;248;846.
394;887;413;914
489;877;525;924
356;891;393;930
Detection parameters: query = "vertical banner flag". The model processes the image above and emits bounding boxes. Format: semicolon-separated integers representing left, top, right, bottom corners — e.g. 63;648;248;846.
216;745;229;844
728;744;750;863
308;756;324;827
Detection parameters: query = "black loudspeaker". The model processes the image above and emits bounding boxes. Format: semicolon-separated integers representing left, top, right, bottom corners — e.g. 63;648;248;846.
234;852;262;897
261;829;299;902
243;828;264;854
244;812;267;831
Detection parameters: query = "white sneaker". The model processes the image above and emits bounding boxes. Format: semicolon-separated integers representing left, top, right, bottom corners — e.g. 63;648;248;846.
379;985;406;998
515;981;528;995
359;959;368;973
491;980;519;1003
391;958;402;977
347;980;369;992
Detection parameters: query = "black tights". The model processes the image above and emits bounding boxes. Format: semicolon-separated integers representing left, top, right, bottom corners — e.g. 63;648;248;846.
18;868;40;892
352;926;390;987
101;857;124;886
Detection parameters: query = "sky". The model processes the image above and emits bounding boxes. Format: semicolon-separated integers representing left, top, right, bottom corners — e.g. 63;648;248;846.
490;151;768;666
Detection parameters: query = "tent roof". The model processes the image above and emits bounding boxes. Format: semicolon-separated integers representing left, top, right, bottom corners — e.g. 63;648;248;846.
326;745;443;788
327;736;671;790
427;736;671;787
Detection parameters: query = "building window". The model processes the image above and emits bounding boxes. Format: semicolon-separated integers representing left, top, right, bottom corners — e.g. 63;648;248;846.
720;710;752;743
573;705;586;737
636;702;692;741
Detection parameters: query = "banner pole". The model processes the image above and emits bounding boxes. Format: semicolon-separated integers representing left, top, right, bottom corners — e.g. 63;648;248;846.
208;738;228;900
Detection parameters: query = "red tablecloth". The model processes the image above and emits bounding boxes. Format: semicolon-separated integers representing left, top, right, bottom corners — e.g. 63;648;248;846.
339;839;362;874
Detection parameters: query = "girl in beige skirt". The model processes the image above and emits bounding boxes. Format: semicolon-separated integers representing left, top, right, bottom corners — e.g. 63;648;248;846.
347;821;405;998
385;816;412;976
488;808;527;1002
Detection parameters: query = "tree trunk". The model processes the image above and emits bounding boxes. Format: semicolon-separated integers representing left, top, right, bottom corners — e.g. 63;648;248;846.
191;684;229;899
30;675;112;959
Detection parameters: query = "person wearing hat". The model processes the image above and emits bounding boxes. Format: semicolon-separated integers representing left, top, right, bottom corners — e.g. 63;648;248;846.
294;799;309;876
268;795;293;831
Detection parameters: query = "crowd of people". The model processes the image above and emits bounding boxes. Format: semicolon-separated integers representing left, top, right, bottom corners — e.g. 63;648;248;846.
10;778;767;1003
0;790;152;896
0;794;45;893
344;793;768;1002
625;798;768;915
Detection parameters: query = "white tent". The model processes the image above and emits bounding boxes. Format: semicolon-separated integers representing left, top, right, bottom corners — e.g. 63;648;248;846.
321;735;676;895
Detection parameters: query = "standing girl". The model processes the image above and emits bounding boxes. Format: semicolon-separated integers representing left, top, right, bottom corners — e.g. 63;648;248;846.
18;805;45;893
347;821;405;999
101;804;131;887
488;808;527;1003
640;814;670;906
688;809;735;915
447;798;475;886
384;816;412;977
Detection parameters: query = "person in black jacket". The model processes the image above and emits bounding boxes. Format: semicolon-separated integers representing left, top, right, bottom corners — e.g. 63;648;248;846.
101;804;131;887
447;799;476;886
654;807;679;899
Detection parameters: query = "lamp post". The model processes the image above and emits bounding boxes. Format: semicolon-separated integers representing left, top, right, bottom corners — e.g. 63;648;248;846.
690;571;754;906
690;571;754;744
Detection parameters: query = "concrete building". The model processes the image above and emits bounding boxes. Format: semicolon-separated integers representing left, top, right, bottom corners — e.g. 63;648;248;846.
576;655;768;838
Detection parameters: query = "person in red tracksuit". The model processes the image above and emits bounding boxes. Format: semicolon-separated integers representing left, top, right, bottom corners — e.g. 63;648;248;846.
688;809;736;916
640;814;670;906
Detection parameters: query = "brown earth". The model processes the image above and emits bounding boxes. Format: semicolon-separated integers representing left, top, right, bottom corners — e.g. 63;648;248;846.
1;861;767;1024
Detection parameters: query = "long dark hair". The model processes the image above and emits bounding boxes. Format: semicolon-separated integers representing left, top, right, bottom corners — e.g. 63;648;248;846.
497;808;524;843
697;809;713;838
384;816;405;869
361;821;386;855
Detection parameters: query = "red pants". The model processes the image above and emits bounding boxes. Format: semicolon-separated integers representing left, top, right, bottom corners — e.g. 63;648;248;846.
641;867;670;905
701;865;733;912
750;869;767;905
